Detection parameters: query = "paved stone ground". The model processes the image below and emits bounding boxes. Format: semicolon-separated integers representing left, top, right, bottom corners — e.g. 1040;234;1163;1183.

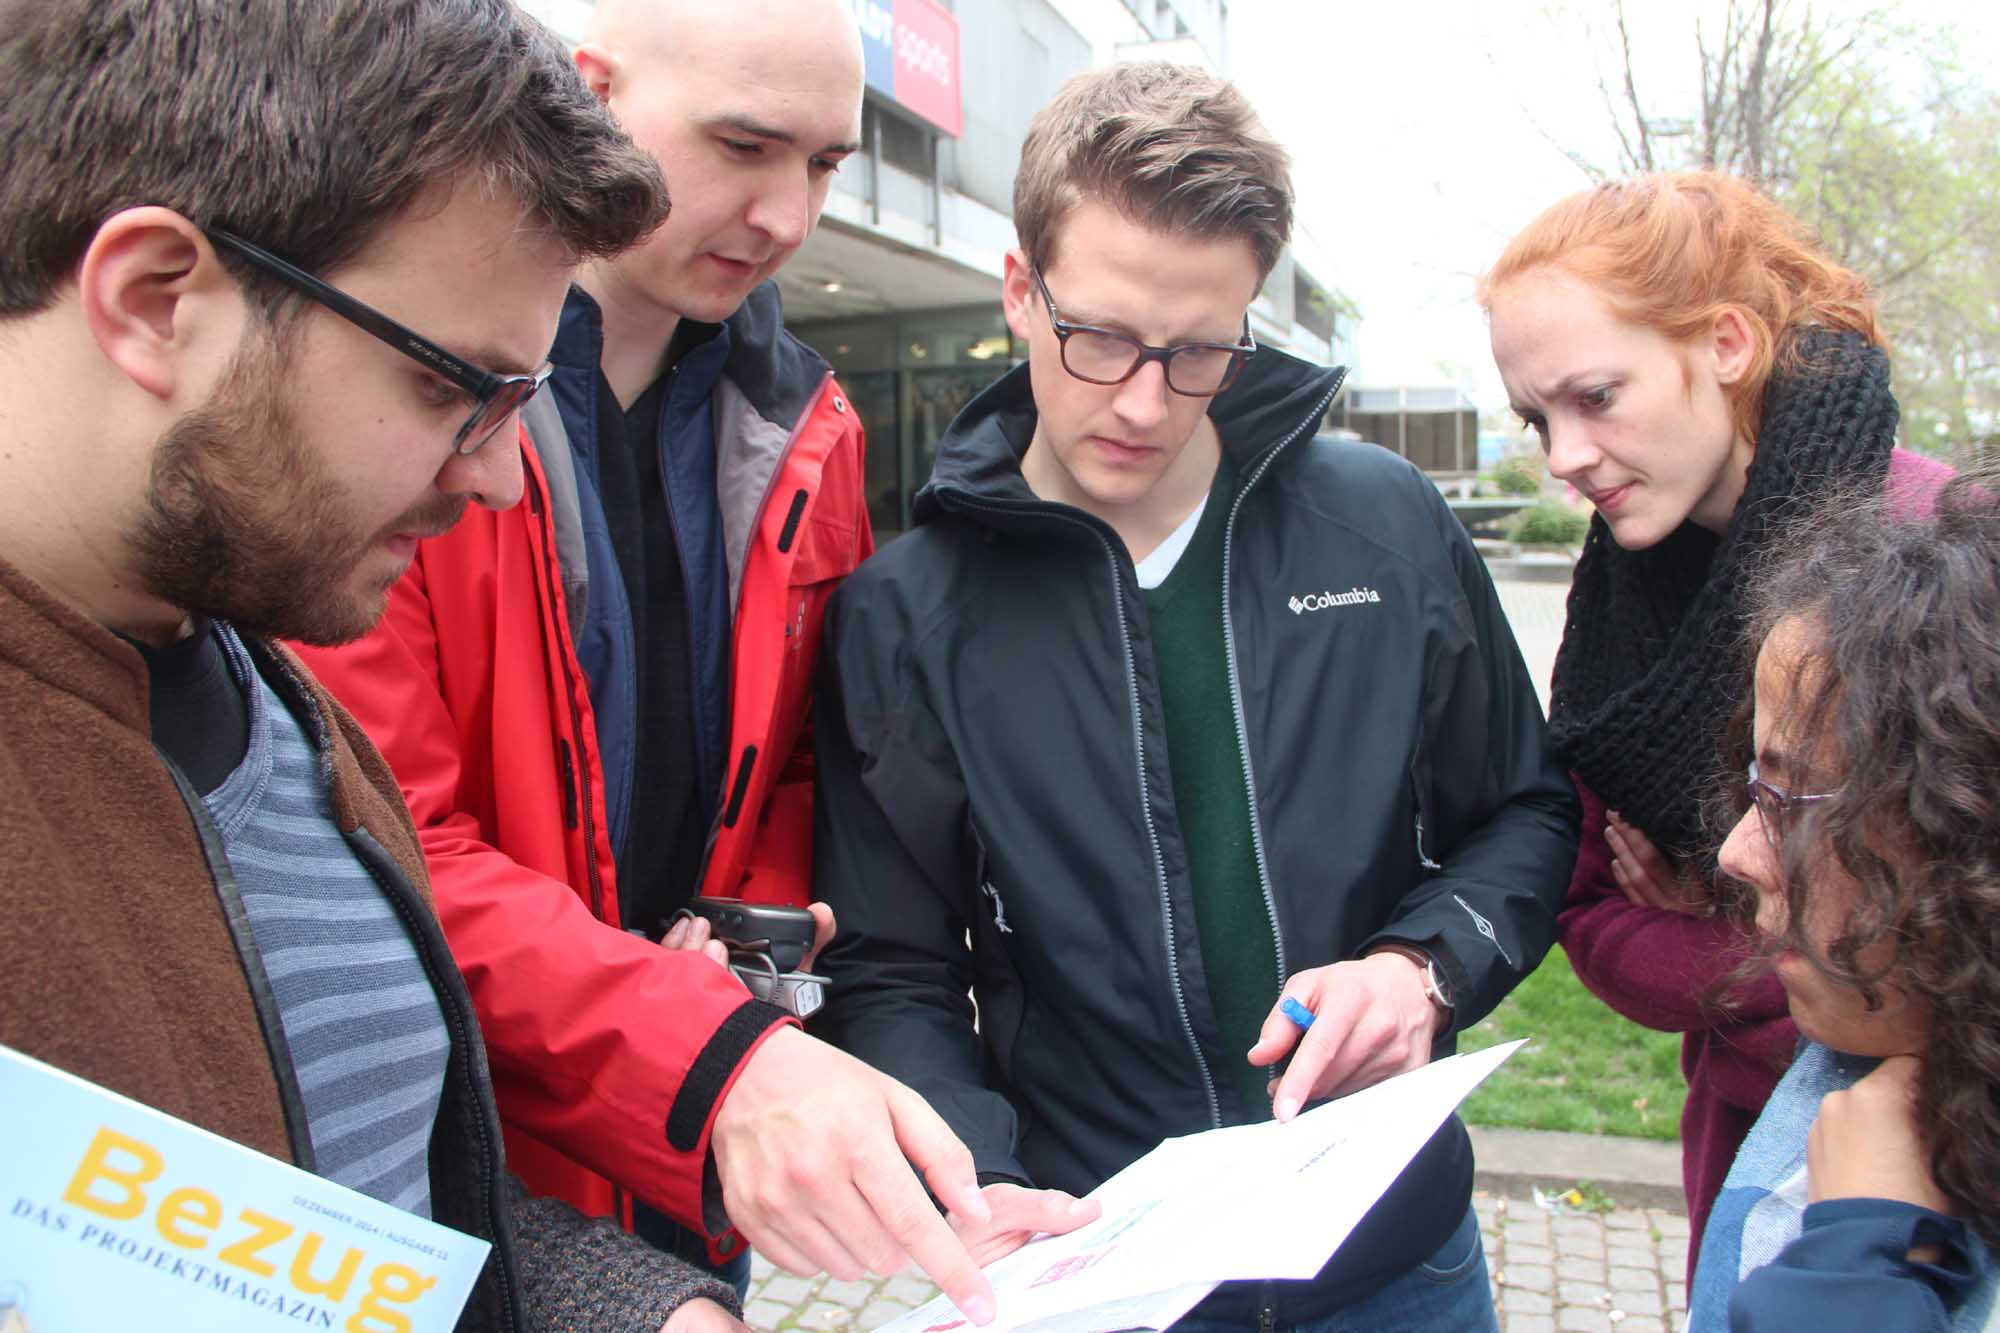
1491;577;1569;714
1480;1191;1691;1333
741;1189;1690;1331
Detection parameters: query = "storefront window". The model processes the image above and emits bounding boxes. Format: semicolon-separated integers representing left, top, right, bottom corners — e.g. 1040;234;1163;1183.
794;305;1022;536
842;370;901;533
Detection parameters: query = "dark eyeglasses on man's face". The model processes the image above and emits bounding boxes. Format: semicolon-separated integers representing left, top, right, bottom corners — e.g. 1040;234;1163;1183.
1745;759;1837;854
1032;268;1255;398
206;229;552;455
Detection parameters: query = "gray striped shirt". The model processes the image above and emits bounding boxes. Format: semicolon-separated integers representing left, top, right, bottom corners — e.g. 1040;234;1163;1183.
204;626;449;1217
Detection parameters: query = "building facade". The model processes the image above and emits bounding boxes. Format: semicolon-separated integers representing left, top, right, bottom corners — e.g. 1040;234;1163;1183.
516;0;1351;535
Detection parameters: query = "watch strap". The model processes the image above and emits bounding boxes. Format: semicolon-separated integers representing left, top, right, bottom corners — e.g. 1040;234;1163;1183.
1369;943;1454;1013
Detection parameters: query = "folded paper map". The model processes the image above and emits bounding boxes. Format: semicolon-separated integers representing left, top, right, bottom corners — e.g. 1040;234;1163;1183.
881;1040;1527;1333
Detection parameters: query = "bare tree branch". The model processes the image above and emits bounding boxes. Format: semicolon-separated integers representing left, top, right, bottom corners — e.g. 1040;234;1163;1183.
1613;0;1655;171
1698;1;1747;170
1739;0;1782;183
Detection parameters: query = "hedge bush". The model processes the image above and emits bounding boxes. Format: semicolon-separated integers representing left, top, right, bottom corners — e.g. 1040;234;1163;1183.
1489;454;1543;497
1507;499;1589;545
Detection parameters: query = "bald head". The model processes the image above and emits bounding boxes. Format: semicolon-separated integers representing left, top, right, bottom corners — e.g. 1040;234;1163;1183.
586;0;864;88
573;0;865;326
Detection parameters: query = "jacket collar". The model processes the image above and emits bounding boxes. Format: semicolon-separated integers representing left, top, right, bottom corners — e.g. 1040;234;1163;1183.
916;345;1347;526
0;546;396;854
0;544;151;733
552;279;831;433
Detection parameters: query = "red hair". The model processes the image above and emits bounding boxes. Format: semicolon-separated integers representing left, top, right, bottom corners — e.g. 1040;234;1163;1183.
1478;171;1886;446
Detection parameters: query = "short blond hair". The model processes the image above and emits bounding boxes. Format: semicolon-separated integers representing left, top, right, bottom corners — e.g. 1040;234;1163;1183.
1014;62;1292;281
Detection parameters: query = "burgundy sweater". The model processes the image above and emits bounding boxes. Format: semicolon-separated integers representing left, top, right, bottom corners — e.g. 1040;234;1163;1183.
1559;781;1794;1263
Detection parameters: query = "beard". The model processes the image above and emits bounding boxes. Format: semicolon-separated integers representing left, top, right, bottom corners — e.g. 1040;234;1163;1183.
127;337;466;646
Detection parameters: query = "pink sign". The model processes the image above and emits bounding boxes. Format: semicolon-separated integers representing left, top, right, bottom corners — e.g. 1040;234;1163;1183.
855;0;962;138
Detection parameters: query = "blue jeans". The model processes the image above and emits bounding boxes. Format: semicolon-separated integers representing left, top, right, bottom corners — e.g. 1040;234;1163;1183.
1170;1204;1496;1332
633;1202;753;1301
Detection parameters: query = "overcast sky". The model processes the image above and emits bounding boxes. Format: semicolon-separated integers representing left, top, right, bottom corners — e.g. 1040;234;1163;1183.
1051;0;2000;414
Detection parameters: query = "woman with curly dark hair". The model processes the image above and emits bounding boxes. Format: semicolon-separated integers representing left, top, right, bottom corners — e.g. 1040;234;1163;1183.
1480;171;1954;1254
1687;469;2000;1331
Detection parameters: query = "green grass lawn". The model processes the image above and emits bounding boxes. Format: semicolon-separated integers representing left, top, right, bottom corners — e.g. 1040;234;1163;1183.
1456;944;1686;1141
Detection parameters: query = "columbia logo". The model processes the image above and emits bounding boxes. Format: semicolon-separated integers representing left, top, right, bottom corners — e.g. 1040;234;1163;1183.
1288;587;1382;614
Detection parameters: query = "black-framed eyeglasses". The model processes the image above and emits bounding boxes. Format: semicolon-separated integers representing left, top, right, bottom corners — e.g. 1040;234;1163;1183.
1031;268;1255;397
207;229;552;455
1745;760;1837;854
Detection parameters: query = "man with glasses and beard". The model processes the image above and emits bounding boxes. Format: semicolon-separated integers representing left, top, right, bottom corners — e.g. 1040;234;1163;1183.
295;0;1033;1316
813;63;1580;1330
0;1;750;1327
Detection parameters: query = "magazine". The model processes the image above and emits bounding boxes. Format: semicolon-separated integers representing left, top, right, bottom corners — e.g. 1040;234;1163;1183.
0;1044;490;1333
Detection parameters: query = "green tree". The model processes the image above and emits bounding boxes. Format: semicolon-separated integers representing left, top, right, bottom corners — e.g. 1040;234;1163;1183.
1490;453;1545;497
1775;41;2000;458
1508;499;1590;546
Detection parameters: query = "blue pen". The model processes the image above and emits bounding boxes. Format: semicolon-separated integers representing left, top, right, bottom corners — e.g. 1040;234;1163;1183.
1272;996;1316;1082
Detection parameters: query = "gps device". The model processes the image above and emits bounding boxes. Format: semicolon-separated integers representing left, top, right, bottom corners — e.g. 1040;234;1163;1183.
685;898;817;971
681;897;826;1018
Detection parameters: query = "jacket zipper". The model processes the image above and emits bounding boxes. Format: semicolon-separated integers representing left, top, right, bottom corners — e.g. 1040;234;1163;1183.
351;828;529;1332
657;360;722;838
981;881;1014;934
1415;814;1444;871
528;462;630;1235
695;373;834;887
946;495;1221;1130
528;469;608;924
1219;370;1348;992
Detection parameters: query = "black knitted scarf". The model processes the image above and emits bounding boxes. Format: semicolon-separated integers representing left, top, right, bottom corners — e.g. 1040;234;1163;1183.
1547;329;1899;865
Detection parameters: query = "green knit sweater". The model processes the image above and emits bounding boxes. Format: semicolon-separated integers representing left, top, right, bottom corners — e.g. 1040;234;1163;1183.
1140;455;1279;1122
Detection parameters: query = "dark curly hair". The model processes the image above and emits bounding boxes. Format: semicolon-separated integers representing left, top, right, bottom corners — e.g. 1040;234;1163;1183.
1721;463;2000;1245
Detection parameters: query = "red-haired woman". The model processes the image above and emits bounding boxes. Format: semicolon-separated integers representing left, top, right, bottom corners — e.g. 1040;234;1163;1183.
1478;170;1950;1253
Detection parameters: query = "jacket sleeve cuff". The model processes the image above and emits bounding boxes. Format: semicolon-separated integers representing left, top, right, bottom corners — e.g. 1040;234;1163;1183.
509;1176;743;1329
1361;932;1467;1045
671;998;797;1234
1726;1198;1976;1331
1797;1198;1976;1278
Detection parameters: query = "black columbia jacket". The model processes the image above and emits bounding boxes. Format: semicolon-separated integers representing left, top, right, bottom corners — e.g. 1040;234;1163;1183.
814;350;1579;1318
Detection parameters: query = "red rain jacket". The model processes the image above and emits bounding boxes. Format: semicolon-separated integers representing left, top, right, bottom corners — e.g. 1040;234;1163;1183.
301;285;871;1257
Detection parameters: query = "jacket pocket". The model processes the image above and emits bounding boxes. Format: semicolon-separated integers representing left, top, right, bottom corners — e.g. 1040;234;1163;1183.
966;821;1030;1107
1410;750;1443;873
775;515;855;719
975;821;1016;939
788;510;860;587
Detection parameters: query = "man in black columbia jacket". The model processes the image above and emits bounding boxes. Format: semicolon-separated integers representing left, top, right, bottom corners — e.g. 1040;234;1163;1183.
814;62;1580;1330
